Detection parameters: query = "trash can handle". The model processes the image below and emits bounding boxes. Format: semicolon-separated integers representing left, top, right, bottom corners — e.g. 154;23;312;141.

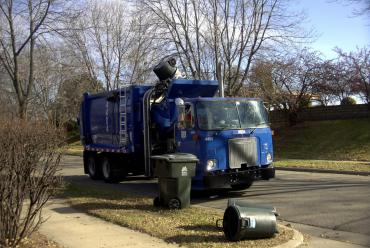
215;219;223;230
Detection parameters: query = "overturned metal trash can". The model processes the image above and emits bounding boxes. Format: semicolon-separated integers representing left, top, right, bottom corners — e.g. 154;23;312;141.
218;199;278;241
152;153;198;209
227;199;279;216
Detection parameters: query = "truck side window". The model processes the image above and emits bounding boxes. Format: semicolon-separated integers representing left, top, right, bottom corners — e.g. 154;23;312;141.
184;103;194;129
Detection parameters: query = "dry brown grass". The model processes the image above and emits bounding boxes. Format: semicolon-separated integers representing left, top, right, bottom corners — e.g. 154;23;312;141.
63;183;293;248
18;232;63;248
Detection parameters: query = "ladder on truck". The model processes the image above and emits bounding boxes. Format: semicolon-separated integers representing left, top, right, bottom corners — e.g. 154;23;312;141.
119;84;128;146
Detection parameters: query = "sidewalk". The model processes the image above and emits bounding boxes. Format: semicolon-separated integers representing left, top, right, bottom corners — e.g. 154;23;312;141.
39;199;179;248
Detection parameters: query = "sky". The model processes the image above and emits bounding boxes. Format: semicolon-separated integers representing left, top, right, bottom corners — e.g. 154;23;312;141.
291;0;370;59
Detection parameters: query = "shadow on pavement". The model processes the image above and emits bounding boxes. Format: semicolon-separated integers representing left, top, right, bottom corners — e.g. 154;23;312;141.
63;174;370;207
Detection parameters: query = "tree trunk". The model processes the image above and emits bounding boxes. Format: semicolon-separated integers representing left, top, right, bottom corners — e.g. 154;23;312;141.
18;99;27;119
288;111;298;126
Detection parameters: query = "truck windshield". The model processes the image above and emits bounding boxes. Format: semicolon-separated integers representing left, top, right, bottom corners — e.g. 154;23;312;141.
196;100;269;130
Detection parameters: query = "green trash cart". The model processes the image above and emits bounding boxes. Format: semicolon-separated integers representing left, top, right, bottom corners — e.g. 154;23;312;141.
151;153;198;209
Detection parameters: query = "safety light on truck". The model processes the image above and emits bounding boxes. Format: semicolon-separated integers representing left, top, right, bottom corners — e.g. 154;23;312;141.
206;159;217;171
267;153;273;163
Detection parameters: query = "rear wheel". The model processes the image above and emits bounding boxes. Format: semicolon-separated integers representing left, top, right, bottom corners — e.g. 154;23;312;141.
102;157;122;183
87;156;101;180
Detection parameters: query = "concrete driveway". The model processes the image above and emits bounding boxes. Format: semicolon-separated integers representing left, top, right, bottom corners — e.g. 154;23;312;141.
60;155;370;247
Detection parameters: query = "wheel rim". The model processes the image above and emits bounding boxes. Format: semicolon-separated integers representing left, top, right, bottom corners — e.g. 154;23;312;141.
168;198;180;209
102;159;110;179
88;158;96;176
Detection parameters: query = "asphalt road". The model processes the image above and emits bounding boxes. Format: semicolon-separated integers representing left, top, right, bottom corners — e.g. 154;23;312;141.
60;155;370;247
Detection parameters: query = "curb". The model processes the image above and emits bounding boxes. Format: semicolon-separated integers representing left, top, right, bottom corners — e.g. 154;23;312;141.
62;153;82;157
273;225;304;248
276;167;370;176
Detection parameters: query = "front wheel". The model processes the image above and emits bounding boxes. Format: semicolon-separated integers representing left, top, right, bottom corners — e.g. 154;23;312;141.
261;166;275;180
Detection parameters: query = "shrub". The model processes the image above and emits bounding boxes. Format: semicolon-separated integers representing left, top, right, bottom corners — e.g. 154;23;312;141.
340;97;356;105
0;119;64;247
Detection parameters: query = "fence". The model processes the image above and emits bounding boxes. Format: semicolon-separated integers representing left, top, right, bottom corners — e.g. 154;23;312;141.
269;104;370;127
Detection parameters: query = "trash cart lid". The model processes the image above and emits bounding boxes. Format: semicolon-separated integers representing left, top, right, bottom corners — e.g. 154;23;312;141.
151;153;198;162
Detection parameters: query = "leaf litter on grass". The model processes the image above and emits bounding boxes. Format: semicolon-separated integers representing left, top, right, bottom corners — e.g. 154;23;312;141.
63;183;293;248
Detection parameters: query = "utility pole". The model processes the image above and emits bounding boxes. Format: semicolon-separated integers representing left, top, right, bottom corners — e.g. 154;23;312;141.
216;62;224;97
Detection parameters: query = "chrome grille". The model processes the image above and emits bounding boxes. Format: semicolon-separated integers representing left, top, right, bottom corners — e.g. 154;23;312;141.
228;138;258;169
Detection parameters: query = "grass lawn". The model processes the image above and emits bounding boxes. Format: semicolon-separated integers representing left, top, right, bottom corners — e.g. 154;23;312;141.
63;140;83;156
61;183;293;248
274;159;370;172
273;119;370;161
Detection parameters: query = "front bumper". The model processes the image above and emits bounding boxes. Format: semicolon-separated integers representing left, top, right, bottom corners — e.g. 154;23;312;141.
203;165;275;189
260;165;275;180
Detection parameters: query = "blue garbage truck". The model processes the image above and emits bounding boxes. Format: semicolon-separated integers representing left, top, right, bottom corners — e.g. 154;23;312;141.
79;58;275;190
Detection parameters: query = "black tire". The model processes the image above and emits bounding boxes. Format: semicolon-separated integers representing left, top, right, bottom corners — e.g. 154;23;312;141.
168;198;181;209
153;197;161;207
87;155;101;180
261;167;275;180
230;182;253;191
101;157;121;183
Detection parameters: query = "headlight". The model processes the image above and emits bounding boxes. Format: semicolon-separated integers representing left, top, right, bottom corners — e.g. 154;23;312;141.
206;159;217;171
266;153;273;163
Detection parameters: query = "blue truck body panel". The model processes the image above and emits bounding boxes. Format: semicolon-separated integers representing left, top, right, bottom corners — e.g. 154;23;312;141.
167;79;218;98
80;85;152;153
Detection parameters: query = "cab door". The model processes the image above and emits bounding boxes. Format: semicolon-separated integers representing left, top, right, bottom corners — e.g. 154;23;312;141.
175;103;199;155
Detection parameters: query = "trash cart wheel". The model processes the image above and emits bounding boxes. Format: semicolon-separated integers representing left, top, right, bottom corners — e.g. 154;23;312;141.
168;198;181;209
153;197;161;207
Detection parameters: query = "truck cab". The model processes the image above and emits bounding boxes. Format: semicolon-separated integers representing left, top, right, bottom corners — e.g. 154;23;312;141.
173;98;274;190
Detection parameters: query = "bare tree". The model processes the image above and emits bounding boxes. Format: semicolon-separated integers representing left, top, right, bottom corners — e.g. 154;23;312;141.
318;59;354;104
27;45;61;121
124;4;168;84
141;0;309;96
249;49;324;124
335;47;370;106
335;0;370;16
0;0;75;119
248;59;289;109
65;0;162;90
23;42;100;125
0;0;50;118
